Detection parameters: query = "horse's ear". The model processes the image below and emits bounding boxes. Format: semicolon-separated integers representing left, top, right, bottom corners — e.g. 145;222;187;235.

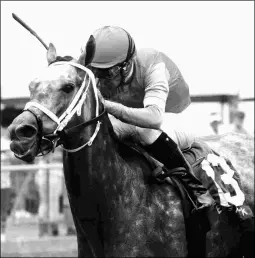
47;43;57;64
78;35;96;67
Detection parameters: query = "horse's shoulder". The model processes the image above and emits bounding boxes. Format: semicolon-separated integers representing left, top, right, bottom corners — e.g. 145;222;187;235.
115;138;148;164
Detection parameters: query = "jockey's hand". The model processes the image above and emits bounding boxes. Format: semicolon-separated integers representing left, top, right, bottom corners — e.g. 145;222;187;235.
97;89;114;113
97;89;105;105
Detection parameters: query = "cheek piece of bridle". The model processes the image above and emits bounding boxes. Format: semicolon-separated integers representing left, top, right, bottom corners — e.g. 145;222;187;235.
23;61;106;155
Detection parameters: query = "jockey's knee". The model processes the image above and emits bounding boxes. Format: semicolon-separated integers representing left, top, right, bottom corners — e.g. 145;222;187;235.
135;126;194;151
109;114;195;151
135;127;162;146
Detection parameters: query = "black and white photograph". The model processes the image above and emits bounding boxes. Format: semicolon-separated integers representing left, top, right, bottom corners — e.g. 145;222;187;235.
1;1;254;257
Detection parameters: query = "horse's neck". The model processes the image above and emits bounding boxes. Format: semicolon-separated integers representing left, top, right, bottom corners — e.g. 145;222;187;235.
64;112;146;189
63;81;148;195
65;114;120;170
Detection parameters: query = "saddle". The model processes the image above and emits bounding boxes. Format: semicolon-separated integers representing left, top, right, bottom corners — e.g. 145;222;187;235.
119;140;205;217
107;123;200;216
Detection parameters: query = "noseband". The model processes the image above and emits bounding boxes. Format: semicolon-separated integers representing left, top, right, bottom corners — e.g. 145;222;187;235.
23;61;105;154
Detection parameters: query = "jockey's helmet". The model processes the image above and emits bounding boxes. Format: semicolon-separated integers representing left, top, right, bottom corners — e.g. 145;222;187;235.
82;26;136;81
90;26;136;68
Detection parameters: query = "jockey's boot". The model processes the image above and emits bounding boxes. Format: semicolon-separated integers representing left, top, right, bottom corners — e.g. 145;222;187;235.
145;132;208;208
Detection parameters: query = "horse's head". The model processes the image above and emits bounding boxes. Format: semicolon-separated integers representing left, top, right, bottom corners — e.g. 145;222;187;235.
8;38;100;162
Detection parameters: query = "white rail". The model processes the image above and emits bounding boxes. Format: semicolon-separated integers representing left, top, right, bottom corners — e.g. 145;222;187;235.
2;162;65;231
1;163;63;172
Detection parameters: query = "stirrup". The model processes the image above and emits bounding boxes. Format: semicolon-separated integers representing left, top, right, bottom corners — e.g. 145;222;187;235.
155;166;186;183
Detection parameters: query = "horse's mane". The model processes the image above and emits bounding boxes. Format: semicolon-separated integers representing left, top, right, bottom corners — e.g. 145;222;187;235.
106;117;154;182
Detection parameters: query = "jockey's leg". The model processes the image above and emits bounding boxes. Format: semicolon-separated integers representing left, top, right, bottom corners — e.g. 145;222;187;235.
135;127;209;208
109;115;210;208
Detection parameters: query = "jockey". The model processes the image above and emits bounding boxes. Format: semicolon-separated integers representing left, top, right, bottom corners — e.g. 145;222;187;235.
82;26;253;256
81;25;209;208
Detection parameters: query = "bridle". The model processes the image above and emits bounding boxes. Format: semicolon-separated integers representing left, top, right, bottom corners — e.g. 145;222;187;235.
23;61;106;257
23;61;106;155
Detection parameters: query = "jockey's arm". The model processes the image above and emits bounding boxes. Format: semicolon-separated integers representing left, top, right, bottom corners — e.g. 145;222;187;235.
104;62;169;129
103;61;195;150
104;100;196;151
104;101;164;129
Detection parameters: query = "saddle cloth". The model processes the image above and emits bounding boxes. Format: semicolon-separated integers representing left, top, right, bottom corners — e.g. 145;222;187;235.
183;140;245;210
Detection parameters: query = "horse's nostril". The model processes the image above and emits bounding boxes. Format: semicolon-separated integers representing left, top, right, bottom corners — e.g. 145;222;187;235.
15;125;37;139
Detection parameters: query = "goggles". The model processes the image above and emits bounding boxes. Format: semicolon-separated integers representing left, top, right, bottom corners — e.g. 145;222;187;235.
90;64;124;79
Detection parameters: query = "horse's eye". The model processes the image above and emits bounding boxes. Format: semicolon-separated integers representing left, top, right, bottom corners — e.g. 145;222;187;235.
62;84;74;94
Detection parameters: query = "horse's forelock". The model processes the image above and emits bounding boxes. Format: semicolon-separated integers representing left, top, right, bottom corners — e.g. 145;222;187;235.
48;55;85;86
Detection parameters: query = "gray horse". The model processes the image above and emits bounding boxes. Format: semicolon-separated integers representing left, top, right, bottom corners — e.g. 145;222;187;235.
8;43;254;257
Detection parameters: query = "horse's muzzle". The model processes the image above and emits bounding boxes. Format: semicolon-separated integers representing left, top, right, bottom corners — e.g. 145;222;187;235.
10;141;37;162
13;124;38;139
8;112;40;162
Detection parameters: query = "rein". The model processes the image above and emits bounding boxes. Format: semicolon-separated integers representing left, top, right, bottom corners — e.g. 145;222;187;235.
23;61;103;154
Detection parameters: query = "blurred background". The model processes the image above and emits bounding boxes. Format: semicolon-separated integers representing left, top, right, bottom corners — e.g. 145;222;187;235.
1;1;254;257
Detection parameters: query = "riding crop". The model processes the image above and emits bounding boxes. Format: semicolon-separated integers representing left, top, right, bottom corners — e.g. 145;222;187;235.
12;13;49;50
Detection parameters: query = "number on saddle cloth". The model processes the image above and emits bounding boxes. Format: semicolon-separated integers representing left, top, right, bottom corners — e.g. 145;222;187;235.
192;152;245;211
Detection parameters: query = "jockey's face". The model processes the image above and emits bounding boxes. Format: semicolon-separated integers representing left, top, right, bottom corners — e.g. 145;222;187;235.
91;59;134;98
97;72;122;99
